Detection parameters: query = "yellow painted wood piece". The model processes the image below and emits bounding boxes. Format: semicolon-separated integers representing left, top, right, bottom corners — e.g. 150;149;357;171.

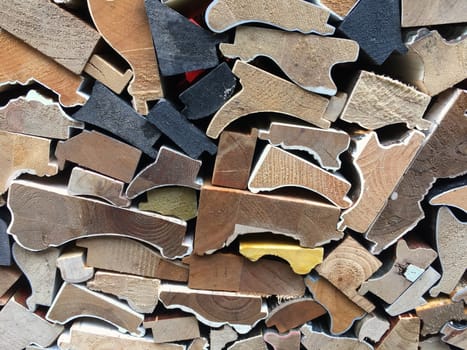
239;240;323;274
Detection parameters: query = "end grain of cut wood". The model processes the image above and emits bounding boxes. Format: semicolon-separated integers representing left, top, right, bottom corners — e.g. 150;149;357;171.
220;26;358;95
300;324;372;350
416;297;467;336
144;315;200;343
318;0;358;18
84;54;133;95
0;265;22;297
139;187;198;221
441;322;467;349
264;330;301;350
210;325;238;350
227;335;267;350
355;313;390;343
56;249;94;284
206;61;333;139
376;315;420;350
430;184;467;213
401;0;467;27
248;145;352;208
205;0;334;34
88;0;163;114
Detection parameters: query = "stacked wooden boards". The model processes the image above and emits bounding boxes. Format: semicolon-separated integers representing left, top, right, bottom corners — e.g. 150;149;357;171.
0;0;466;349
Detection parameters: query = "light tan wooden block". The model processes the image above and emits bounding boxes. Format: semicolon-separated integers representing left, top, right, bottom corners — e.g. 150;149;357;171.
354;313;390;343
316;236;382;313
210;325;238;350
12;243;60;311
220;26;358;95
239;240;323;274
67;167;130;207
206;61;341;139
58;320;184;350
0;0;100;74
84;54;133;94
301;324;372;350
342;130;425;233
0;130;58;194
264;330;300;350
402;0;467;27
430;185;467;213
0;29;86;107
46;282;144;336
258;122;350;171
0;90;83;139
249;145;352;208
159;284;267;334
205;0;334;34
88;0;163;114
188;338;209;350
56;248;94;284
376;315;420;350
430;206;467;297
359;239;437;304
305;275;366;335
227;335;267;350
144;315;200;343
139;187;198;221
87;271;160;314
127;146;202;199
77;236;189;282
318;0;358;18
0;295;64;349
340;70;431;130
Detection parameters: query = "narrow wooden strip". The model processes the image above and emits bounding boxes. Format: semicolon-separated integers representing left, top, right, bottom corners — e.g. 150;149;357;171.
180;62;237;120
194;183;343;255
305;275;366;335
126;146;201;199
265;298;326;333
139;187;198;221
0;29;86;107
258;122;350;171
430;185;467;213
0;295;64;349
340;70;431;130
220;26;358;95
376;315;420;350
338;0;407;65
239;240;323;275
416;297;467;336
0;0;100;74
385;267;441;316
88;0;162;114
72;82;161;157
205;0;334;34
212;129;258;190
77;236;189;282
359;239;437;304
55;130;142;183
0;218;11;266
8;180;188;259
301;324;373;350
56;248;94;284
12;243;60;311
144;316;200;343
0;130;58;194
84;54;133;95
47;283;144;336
206;61;336;139
0;90;83;139
68;167;131;208
316;236;382;313
58;320;184;350
342;131;425;233
210;325;238;350
87;271;160;314
366;88;467;254
430;206;467;297
264;330;300;350
184;253;306;298
159;284;267;334
147;99;217;159
249;145;352;208
401;0;467;27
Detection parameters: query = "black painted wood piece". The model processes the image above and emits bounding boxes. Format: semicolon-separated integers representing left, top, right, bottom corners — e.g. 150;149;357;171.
145;0;224;76
179;62;237;120
0;218;11;266
72;82;161;158
147;99;217;159
338;0;407;65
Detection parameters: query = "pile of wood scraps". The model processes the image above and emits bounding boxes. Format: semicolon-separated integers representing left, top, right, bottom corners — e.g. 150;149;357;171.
0;0;466;349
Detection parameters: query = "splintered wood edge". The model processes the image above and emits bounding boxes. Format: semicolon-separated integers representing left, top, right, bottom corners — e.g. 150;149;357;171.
46;283;145;337
159;284;268;334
